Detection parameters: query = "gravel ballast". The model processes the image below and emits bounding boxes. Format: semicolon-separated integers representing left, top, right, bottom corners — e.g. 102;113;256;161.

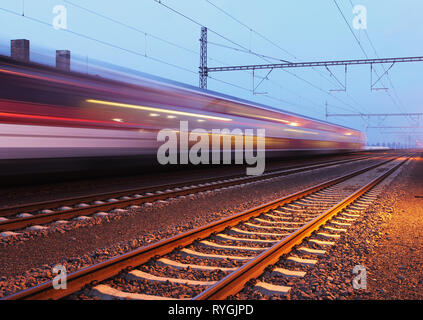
236;154;422;300
0;155;412;298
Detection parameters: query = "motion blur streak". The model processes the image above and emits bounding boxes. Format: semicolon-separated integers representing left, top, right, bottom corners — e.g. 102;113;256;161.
0;111;145;127
85;99;233;121
0;54;365;170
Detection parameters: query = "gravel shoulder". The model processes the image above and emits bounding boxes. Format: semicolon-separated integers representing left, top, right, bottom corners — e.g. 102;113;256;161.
282;154;422;300
359;154;423;299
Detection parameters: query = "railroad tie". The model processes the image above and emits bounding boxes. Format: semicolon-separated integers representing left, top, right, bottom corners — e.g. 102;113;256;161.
127;270;216;286
308;239;335;246
271;268;306;278
215;233;278;244
297;247;326;256
287;256;317;266
180;248;250;261
323;225;347;233
244;222;297;231
199;240;266;252
329;220;352;227
254;281;291;296
90;284;179;300
156;258;237;272
230;227;287;237
316;232;341;239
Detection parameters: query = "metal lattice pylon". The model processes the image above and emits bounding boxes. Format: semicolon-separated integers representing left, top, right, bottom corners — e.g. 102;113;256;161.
199;27;208;89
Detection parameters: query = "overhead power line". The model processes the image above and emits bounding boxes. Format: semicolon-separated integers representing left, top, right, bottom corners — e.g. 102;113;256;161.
204;0;297;59
153;0;282;65
63;0;229;68
348;0;408;117
205;54;423;117
204;0;346;89
155;0;371;114
66;1;324;113
334;0;410;119
2;2;378;117
204;0;363;106
208;0;377;114
152;1;330;114
208;41;289;63
333;0;368;58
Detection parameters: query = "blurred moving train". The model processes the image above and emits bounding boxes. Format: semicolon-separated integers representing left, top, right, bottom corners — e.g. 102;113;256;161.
0;54;365;178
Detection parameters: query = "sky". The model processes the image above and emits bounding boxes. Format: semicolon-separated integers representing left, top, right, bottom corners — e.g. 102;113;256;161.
1;0;422;146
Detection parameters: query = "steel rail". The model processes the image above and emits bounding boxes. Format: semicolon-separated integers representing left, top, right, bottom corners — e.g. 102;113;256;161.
1;155;402;300
194;156;410;300
0;155;374;232
0;155;370;216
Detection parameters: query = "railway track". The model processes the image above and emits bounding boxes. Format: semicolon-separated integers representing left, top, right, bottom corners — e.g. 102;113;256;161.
2;153;410;300
0;154;375;233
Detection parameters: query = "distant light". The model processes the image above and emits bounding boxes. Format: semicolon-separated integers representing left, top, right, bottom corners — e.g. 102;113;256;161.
289;122;299;126
86;99;232;122
167;115;176;119
197;119;205;122
149;113;160;117
112;118;124;122
345;132;352;136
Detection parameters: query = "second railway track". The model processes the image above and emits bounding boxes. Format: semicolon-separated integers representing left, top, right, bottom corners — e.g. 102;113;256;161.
0;154;375;233
2;153;410;300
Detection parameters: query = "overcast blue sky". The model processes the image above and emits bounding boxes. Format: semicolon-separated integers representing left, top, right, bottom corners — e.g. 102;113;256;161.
1;0;422;145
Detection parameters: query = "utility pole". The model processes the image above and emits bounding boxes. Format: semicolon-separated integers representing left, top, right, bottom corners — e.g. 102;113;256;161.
199;27;207;89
